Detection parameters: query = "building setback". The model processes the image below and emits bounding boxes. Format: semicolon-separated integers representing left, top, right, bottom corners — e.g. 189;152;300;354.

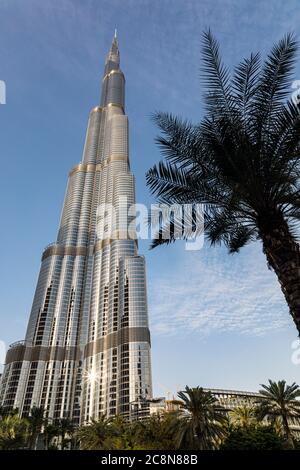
0;33;153;423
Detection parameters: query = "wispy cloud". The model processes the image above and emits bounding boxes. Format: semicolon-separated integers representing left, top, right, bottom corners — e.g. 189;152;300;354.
149;243;290;337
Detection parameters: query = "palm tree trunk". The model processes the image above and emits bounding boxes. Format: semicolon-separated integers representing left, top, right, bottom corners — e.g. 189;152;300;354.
61;432;66;450
44;434;48;451
28;432;37;450
281;413;294;448
261;219;300;335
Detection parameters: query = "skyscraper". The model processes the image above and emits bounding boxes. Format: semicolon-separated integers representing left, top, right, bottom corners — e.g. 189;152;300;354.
0;33;152;423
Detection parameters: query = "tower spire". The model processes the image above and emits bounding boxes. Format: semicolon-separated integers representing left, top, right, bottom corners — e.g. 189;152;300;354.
104;30;120;74
101;31;124;107
111;28;118;51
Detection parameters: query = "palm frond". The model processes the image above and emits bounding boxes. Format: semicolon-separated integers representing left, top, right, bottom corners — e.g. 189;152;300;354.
232;52;261;124
226;225;256;253
146;161;201;203
149;203;204;249
152;112;210;171
252;33;298;142
201;29;233;117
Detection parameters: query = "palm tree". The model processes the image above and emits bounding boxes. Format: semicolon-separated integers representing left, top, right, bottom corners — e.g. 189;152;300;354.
27;405;46;450
56;417;75;450
174;386;227;450
43;422;59;450
0;414;29;450
77;416;116;450
229;405;258;428
146;31;300;334
256;379;300;446
133;413;179;450
103;416;140;450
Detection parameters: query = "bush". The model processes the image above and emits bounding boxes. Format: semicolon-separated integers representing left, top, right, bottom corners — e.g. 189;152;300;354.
220;425;285;451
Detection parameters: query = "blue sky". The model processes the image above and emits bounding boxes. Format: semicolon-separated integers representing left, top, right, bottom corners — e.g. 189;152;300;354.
0;0;300;397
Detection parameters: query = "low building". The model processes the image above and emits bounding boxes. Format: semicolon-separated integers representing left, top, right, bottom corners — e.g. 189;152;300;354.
148;387;300;438
204;387;262;410
149;397;182;415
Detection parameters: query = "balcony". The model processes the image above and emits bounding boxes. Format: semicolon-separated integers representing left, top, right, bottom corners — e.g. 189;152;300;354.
9;340;31;349
43;242;58;252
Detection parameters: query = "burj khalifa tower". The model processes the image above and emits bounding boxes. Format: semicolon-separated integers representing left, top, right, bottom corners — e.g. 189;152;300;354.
0;32;153;423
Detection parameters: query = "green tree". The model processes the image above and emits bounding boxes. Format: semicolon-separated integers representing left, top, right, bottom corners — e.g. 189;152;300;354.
220;424;285;450
56;417;75;450
132;413;179;450
256;379;300;447
77;414;177;450
105;416;140;450
146;31;300;334
229;405;258;428
77;416;116;450
27;405;46;450
0;414;29;450
43;422;60;450
0;407;19;418
175;386;227;450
